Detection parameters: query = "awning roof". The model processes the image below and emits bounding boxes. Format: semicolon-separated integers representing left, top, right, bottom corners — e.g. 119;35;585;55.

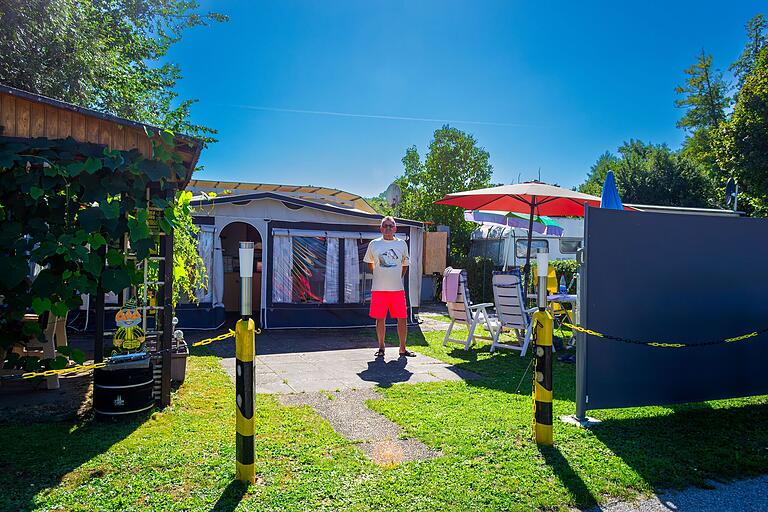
188;179;376;213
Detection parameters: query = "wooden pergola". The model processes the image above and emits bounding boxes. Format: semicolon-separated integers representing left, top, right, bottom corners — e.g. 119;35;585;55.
0;83;203;406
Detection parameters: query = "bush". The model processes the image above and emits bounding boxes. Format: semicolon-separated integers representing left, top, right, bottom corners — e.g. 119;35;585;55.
435;256;579;305
530;259;579;296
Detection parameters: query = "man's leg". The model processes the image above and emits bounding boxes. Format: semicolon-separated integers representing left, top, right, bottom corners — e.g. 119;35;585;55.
397;317;407;352
376;318;386;350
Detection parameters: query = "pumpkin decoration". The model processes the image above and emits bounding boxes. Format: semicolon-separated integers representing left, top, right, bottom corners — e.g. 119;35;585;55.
113;299;145;352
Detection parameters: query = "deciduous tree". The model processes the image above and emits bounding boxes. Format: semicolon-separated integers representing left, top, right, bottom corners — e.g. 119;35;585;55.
579;141;713;207
0;0;226;141
394;125;493;257
715;47;768;215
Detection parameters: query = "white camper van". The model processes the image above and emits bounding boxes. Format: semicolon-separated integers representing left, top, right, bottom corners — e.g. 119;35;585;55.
469;217;584;268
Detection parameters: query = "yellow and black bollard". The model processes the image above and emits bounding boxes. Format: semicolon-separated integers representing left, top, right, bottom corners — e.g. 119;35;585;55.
236;241;256;483
532;309;554;445
235;317;256;482
533;252;554;445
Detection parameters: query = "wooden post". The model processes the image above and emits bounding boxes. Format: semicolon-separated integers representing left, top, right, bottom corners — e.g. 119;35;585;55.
159;190;175;407
94;245;107;363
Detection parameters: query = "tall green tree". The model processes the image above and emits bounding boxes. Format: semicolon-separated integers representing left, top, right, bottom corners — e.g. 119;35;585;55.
676;51;730;131
394;125;493;257
675;50;731;179
579;140;714;207
0;0;226;141
578;152;619;197
730;13;768;90
715;46;768;215
365;192;394;216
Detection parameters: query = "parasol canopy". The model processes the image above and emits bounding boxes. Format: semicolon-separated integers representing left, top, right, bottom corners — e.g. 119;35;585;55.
436;181;603;216
464;210;564;236
600;170;624;210
437;181;605;294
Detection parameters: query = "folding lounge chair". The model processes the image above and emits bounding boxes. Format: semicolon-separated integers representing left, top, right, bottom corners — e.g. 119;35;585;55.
442;269;495;351
489;270;537;356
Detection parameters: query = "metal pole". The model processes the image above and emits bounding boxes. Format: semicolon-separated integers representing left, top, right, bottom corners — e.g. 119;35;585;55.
575;206;589;421
235;241;256;483
522;200;536;300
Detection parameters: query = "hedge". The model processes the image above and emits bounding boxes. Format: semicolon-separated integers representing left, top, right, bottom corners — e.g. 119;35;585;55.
431;257;579;305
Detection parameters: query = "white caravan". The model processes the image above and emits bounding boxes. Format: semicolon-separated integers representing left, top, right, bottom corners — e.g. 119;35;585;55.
469;217;584;267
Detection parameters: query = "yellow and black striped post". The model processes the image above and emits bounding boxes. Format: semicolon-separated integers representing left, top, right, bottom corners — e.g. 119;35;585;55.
235;317;256;482
532;308;554;445
236;241;256;483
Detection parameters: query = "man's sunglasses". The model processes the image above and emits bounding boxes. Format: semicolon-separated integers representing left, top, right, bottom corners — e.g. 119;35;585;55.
381;224;396;229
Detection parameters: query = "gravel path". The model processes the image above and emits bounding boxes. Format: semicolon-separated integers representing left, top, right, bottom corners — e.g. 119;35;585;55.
280;389;440;464
586;475;768;512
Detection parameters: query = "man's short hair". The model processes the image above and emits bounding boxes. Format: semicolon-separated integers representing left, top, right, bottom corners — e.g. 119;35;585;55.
380;216;396;226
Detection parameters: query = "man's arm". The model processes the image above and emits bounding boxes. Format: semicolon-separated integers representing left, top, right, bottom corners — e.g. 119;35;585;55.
401;241;410;278
363;242;374;274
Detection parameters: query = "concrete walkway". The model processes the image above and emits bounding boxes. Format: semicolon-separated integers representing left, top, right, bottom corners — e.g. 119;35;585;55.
199;324;477;394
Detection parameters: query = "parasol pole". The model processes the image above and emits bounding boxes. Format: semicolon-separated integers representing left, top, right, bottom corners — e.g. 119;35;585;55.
522;198;536;299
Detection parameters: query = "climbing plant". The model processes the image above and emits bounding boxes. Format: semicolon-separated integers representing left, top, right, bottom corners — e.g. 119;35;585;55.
140;189;208;308
0;132;205;369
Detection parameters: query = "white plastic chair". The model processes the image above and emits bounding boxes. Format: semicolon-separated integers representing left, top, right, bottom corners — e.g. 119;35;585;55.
488;271;537;356
442;269;495;351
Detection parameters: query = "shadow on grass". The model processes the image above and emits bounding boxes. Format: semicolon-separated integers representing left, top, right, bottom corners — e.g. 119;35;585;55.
395;327;580;402
0;414;145;511
539;445;598;509
212;480;249;512
590;402;768;491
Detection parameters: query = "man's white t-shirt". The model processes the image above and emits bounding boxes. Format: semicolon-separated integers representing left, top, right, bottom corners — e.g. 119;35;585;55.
363;237;410;291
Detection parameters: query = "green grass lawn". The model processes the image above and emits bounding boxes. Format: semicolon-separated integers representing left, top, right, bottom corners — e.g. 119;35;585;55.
2;325;768;511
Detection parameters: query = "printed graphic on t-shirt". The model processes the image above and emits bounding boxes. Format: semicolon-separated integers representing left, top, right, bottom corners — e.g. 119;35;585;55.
378;248;400;268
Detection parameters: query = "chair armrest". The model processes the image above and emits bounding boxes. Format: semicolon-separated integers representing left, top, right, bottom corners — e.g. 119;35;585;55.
470;303;493;309
524;306;538;314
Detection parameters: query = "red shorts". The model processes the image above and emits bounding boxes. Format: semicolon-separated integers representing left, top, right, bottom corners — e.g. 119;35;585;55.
369;290;407;319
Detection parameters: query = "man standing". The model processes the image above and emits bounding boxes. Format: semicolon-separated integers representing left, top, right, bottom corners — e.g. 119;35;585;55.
363;216;415;358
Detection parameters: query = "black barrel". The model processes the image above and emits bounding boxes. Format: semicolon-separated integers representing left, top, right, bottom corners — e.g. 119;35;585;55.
93;354;154;419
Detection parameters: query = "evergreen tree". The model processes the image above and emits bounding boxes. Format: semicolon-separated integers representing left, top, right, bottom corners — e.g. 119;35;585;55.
675;50;730;131
730;14;768;90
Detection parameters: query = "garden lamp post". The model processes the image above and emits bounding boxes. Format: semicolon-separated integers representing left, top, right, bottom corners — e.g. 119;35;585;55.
235;241;256;483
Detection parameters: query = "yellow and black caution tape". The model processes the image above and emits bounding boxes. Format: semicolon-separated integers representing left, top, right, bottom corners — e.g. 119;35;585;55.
563;322;768;348
21;362;107;379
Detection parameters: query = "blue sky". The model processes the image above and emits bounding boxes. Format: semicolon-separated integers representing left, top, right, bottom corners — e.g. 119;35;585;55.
169;1;764;197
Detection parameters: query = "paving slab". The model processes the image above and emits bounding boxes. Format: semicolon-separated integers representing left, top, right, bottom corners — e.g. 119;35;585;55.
195;325;478;393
